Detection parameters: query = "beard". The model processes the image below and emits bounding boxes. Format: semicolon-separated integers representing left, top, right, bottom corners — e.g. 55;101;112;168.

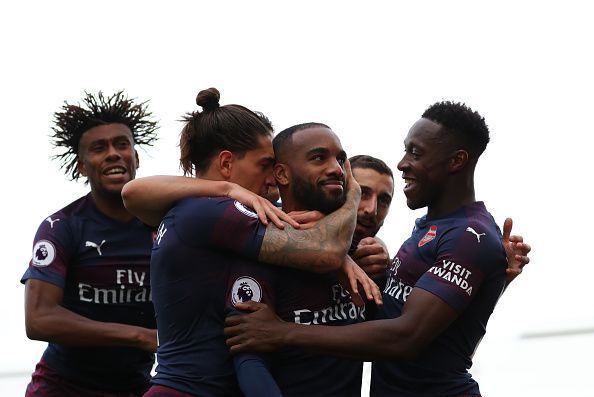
291;174;347;214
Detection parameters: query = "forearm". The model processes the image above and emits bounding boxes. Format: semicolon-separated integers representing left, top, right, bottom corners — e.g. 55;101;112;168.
26;304;156;351
122;176;232;226
282;319;418;361
259;188;360;273
234;353;282;397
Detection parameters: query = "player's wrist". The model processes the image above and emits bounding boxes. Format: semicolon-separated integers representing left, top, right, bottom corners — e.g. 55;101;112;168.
282;322;306;349
221;181;235;198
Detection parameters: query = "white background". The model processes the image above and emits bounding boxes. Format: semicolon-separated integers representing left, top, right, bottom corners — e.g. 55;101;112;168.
1;1;592;395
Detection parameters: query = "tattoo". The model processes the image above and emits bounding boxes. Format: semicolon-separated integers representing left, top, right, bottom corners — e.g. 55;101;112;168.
259;192;359;272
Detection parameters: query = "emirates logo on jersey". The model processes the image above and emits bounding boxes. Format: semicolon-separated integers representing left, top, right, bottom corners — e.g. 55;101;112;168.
418;225;437;247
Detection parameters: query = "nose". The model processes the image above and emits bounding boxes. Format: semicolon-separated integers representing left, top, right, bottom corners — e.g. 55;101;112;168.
105;143;121;161
327;158;344;179
265;173;277;187
360;196;378;217
397;154;409;172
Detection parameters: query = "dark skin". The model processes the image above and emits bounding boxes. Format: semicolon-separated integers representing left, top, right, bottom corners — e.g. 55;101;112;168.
25;123;157;352
225;118;529;359
268;127;381;302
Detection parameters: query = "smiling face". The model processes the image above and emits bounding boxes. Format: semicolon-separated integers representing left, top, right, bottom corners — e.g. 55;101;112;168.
281;127;347;214
77;123;138;199
353;167;394;240
397;118;452;210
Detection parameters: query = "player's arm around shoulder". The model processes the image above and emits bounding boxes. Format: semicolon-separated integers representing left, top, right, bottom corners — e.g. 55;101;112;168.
258;163;361;273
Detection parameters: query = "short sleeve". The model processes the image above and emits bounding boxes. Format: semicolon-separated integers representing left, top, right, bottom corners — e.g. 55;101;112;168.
226;262;277;316
20;215;75;288
174;198;267;261
415;223;506;313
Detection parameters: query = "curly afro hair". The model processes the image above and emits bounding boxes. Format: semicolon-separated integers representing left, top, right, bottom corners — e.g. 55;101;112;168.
51;91;159;180
422;101;490;160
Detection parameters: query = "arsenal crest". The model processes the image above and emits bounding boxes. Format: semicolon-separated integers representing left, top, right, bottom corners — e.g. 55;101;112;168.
418;225;437;247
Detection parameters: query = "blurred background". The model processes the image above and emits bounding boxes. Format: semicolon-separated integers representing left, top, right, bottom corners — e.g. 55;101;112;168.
1;0;592;394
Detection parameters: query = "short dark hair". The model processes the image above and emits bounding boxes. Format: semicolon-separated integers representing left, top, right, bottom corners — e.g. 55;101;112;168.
52;91;158;180
349;155;393;179
422;101;490;160
273;122;330;162
179;88;273;176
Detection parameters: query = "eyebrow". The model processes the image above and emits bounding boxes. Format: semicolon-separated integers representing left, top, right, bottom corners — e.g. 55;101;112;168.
260;155;275;164
306;147;330;156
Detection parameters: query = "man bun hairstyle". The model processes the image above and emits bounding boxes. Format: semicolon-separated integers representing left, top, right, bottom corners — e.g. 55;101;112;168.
421;101;490;160
179;87;272;176
51;91;158;180
195;87;220;112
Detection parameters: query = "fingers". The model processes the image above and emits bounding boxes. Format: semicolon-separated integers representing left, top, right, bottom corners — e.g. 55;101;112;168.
371;281;383;305
344;160;360;196
358;237;376;246
358;275;383;305
225;335;248;354
359;263;387;278
502;217;512;242
350;291;364;307
508;235;524;243
288;210;324;226
252;201;271;227
515;254;530;266
234;301;266;312
344;158;352;179
269;206;300;229
225;315;242;327
347;267;359;296
351;244;384;260
354;253;389;267
223;322;242;336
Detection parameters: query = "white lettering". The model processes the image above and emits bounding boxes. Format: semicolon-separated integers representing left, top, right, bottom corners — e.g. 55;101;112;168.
79;283;93;302
116;269;127;284
134;271;146;287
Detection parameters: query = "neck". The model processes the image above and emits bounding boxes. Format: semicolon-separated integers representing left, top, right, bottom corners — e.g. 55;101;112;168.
278;187;303;213
199;167;226;182
427;173;476;218
91;190;133;222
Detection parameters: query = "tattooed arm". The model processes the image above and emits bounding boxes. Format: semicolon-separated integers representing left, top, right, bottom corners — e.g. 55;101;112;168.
258;167;361;273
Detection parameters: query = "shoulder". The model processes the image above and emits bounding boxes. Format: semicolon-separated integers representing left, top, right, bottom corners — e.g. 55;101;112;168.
435;204;506;268
34;195;91;239
175;197;260;223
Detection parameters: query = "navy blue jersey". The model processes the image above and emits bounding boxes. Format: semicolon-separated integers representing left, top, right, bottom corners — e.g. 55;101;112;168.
150;197;266;396
371;202;507;397
227;259;365;396
20;194;156;392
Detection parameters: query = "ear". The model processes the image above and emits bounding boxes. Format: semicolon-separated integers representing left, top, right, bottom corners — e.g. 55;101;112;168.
135;149;140;169
449;149;469;173
273;163;290;187
77;158;87;177
218;150;234;179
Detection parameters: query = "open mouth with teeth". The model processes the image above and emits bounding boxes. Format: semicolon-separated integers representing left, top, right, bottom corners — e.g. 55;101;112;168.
103;166;127;176
403;178;416;193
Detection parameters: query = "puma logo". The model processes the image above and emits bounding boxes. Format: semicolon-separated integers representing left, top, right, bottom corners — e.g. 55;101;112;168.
466;227;486;243
45;217;60;228
85;240;106;255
